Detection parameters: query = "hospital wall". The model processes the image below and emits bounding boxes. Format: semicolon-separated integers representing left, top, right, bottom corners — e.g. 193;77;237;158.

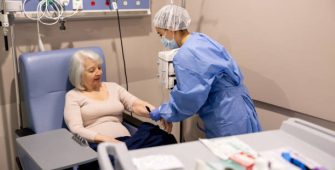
0;0;335;169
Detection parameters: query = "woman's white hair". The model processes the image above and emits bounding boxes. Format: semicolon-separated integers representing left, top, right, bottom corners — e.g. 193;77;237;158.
69;50;103;90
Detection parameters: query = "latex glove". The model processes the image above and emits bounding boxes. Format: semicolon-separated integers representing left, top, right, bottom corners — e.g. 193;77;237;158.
149;108;161;121
159;119;173;133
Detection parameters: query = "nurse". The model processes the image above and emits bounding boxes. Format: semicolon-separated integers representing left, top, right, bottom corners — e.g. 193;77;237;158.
150;4;262;138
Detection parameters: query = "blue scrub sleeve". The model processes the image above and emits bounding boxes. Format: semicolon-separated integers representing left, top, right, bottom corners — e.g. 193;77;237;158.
158;64;214;122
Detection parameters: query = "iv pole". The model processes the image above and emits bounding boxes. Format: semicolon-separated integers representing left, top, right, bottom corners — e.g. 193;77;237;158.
1;0;23;129
10;16;22;129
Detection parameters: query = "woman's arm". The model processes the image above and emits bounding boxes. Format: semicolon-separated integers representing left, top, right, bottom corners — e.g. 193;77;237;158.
116;83;173;133
133;99;173;133
116;83;153;118
131;99;154;118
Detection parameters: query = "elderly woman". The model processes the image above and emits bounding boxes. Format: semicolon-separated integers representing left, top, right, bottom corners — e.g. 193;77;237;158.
64;50;176;151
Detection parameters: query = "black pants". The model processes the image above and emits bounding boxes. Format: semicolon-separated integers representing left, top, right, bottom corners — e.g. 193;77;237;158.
78;122;177;170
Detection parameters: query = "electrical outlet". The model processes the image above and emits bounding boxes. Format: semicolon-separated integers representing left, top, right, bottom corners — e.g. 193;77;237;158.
123;1;128;6
72;0;83;10
60;0;70;6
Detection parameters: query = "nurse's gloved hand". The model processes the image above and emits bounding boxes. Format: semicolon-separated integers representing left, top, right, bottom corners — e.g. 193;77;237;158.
149;108;161;121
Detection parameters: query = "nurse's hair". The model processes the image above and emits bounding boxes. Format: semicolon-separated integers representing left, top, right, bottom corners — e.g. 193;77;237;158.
69;50;103;91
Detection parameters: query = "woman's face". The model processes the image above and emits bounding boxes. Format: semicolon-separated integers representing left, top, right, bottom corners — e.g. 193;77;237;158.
155;27;183;46
156;27;173;39
81;58;102;91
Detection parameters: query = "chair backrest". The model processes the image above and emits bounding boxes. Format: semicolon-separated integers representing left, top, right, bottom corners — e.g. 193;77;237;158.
19;47;106;133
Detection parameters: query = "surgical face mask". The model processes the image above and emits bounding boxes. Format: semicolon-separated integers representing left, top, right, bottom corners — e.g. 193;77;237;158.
160;36;179;49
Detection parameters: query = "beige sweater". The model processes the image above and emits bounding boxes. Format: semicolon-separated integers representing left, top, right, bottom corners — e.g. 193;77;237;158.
64;82;138;141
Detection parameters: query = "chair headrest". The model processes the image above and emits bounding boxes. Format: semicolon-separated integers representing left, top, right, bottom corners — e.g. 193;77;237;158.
19;47;106;133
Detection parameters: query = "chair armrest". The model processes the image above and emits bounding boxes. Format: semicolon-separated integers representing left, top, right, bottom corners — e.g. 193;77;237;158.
15;128;36;169
122;113;144;135
123;113;143;127
15;128;35;137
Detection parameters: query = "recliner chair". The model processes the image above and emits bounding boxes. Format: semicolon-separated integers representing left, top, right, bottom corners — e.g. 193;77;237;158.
16;47;141;169
19;47;106;133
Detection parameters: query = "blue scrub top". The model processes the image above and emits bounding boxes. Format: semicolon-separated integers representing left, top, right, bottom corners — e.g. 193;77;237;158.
157;32;262;138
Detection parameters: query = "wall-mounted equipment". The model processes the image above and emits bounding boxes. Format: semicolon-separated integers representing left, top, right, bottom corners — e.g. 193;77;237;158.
157;49;178;90
16;0;151;22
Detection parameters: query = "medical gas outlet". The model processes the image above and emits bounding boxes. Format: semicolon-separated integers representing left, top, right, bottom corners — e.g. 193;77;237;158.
72;0;83;10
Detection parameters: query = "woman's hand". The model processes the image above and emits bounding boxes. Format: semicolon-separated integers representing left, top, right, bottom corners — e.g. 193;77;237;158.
94;134;121;143
159;119;173;133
